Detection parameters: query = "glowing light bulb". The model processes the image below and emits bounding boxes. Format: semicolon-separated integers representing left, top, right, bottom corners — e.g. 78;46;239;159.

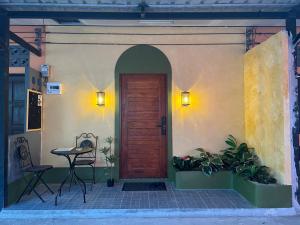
181;91;190;106
97;91;105;106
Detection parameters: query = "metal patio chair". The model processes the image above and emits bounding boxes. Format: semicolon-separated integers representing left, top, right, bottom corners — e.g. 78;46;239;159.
69;133;98;190
15;137;54;203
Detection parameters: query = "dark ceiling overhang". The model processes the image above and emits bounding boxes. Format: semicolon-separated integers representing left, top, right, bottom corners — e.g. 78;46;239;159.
0;1;300;19
5;11;294;20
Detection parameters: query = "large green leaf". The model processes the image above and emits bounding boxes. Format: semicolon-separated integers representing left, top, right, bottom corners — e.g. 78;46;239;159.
107;155;117;164
223;152;235;158
225;140;236;148
105;136;113;144
249;165;258;176
211;157;223;166
236;165;247;173
195;148;205;152
172;156;195;171
201;159;210;167
100;146;110;155
199;152;208;158
237;143;248;152
202;166;213;176
228;134;237;143
225;135;237;147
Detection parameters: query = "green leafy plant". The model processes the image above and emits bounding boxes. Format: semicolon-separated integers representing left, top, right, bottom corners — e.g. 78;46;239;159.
222;135;257;171
221;135;277;184
194;148;224;176
236;164;277;184
100;136;117;182
173;156;197;171
173;148;223;176
173;135;277;184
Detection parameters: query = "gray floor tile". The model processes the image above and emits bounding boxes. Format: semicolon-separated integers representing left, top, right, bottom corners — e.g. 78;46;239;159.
7;181;253;210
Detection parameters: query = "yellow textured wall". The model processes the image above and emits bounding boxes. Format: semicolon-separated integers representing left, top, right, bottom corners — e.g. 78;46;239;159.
244;31;292;185
42;26;245;167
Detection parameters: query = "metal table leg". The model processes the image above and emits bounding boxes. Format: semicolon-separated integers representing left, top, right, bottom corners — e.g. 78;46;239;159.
55;155;72;206
54;150;91;205
73;169;87;203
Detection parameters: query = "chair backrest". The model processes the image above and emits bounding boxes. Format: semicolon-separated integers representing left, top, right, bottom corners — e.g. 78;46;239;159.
76;133;98;160
14;137;33;171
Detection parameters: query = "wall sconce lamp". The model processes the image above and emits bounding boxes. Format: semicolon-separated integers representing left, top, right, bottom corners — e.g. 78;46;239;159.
181;91;190;106
96;91;105;106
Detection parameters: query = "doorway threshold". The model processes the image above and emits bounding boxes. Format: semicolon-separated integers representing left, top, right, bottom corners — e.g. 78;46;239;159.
120;178;168;183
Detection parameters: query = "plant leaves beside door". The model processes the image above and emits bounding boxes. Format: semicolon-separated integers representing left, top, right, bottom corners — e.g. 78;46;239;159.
173;135;277;184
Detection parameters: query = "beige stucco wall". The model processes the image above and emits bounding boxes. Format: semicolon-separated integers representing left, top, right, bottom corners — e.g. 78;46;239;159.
244;31;292;185
41;26;245;167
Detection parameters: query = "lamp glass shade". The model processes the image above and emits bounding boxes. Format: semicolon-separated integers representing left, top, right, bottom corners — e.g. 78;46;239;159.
181;91;190;106
97;91;105;106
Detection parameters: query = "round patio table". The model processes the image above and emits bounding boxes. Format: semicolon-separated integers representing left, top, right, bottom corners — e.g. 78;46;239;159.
51;147;93;206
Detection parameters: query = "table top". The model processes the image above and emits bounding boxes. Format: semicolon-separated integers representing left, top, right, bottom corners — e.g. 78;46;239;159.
51;147;93;156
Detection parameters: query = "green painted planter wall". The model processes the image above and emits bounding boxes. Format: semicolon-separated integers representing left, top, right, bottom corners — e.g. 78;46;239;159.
232;174;256;204
233;175;292;208
175;171;292;208
175;171;232;189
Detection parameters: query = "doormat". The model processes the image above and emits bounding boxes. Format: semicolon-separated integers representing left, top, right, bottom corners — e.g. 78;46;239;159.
122;182;166;191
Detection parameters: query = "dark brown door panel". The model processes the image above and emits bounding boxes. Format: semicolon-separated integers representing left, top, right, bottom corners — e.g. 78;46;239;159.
120;74;167;178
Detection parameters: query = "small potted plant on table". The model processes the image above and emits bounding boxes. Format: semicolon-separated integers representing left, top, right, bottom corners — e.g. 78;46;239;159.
100;136;117;187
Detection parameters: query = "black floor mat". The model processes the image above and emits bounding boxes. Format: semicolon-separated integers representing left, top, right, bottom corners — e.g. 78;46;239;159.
122;182;166;191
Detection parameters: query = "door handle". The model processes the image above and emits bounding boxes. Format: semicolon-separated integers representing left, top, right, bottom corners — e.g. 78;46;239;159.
157;116;167;135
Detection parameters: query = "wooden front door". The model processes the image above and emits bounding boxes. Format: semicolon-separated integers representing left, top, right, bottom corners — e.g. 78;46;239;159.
120;74;167;178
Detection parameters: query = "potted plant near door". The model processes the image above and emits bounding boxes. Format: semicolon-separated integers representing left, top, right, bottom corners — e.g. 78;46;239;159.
100;136;117;187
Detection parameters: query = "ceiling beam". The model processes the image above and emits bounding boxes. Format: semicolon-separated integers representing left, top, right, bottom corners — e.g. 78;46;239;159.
6;11;293;20
9;31;41;57
292;3;300;11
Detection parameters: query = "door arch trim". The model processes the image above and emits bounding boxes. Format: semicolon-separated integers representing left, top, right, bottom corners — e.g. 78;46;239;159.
114;44;173;180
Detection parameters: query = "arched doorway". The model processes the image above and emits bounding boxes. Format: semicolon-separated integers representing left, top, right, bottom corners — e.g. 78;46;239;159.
115;45;172;179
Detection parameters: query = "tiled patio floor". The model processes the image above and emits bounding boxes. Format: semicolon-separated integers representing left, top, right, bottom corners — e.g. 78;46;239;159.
7;182;252;210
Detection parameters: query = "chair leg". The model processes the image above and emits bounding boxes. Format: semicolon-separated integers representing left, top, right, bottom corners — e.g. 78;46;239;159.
27;172;42;196
23;176;33;196
16;176;36;203
89;164;95;191
31;188;45;203
17;172;45;203
92;164;96;184
28;172;45;202
40;177;54;194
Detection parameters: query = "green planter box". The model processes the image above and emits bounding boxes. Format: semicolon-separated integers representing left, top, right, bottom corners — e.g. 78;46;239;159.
175;170;232;189
233;175;292;208
175;171;292;208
